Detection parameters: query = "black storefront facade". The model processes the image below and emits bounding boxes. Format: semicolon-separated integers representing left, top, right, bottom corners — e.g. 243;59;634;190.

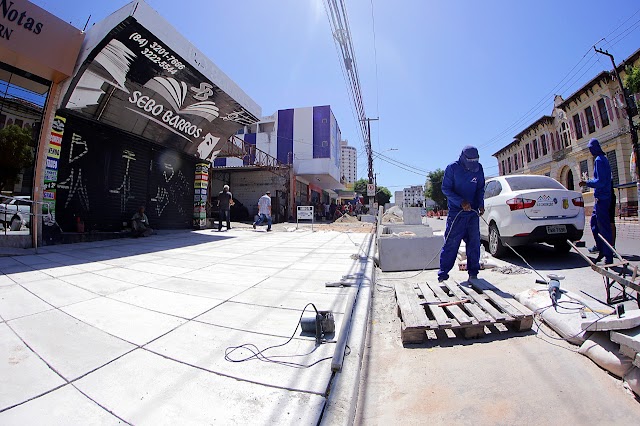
47;1;261;237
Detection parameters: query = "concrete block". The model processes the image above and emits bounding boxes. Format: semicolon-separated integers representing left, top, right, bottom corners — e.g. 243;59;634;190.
610;325;640;352
377;226;443;272
403;207;422;225
582;310;640;331
360;214;376;223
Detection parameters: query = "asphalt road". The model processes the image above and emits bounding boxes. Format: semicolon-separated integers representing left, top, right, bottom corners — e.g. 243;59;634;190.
355;217;640;425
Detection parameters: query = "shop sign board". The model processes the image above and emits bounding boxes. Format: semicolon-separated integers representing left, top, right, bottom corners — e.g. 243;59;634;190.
62;17;259;160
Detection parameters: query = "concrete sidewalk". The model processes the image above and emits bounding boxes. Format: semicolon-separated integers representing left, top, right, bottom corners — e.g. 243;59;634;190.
0;226;374;425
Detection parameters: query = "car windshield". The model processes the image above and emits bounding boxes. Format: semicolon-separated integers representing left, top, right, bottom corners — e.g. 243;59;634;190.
505;176;565;191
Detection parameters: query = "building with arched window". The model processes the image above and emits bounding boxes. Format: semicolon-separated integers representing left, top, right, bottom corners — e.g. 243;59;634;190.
494;48;640;216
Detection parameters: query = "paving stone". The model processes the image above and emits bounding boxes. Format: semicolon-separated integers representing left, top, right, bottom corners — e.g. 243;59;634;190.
146;320;335;394
1;266;52;284
59;273;138;295
61;298;185;345
38;265;86;278
0;286;52;320
610;325;640;352
0;323;65;411
9;310;134;380
230;287;350;313
21;279;98;307
108;286;222;318
74;349;324;425
581;310;640;331
147;277;248;300
0;384;122;425
93;268;163;285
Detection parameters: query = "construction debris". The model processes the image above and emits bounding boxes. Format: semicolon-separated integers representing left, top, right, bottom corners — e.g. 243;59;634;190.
382;206;404;223
492;265;532;275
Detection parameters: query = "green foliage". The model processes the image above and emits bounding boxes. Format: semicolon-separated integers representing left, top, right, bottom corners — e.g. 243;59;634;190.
353;178;369;196
0;125;34;191
625;65;640;94
426;168;447;209
376;186;392;206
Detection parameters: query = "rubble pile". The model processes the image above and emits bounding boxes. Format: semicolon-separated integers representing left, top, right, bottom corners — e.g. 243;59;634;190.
382;206;404;223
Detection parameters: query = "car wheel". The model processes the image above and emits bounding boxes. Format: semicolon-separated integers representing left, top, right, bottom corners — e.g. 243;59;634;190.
10;215;22;231
489;223;506;258
553;240;571;254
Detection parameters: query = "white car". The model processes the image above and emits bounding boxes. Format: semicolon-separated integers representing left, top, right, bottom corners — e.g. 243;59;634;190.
0;196;32;231
479;175;585;257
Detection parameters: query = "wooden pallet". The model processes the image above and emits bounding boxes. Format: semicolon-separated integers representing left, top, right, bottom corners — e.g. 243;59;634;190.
396;278;534;343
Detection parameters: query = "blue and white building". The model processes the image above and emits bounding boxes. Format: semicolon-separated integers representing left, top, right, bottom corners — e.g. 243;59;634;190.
215;105;345;209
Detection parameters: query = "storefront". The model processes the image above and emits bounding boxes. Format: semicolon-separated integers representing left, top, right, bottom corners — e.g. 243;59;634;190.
47;1;260;236
0;0;84;247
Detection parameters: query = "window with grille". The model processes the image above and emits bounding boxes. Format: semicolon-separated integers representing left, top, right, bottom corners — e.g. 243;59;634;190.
541;134;548;156
597;98;609;127
533;139;539;159
573;114;583;139
584;106;596;134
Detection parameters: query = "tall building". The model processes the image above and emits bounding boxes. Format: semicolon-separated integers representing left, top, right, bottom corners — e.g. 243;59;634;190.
493;47;640;216
340;140;357;186
403;185;424;207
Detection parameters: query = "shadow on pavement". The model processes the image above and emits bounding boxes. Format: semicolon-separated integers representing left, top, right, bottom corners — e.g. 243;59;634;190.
402;325;536;349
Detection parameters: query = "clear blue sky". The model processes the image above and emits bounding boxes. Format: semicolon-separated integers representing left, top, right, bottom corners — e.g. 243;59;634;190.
34;0;640;198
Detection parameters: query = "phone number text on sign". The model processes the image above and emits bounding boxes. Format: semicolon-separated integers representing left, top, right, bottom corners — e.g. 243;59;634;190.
129;32;186;75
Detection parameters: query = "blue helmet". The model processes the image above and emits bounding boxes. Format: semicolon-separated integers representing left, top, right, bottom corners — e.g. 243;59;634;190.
459;145;480;172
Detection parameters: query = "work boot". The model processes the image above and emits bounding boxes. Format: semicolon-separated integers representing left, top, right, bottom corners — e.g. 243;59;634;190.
588;245;599;254
594;254;604;263
469;274;478;280
253;223;256;229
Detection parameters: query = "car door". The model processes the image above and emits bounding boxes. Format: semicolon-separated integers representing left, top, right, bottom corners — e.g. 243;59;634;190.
480;180;497;239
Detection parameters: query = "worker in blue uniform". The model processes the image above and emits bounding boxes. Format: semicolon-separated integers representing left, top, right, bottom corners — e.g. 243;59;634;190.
438;146;485;282
579;138;613;265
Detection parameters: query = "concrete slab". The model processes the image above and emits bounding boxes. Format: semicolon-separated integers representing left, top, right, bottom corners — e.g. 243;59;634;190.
147;277;249;300
377;232;442;272
21;279;98;308
196;301;344;339
123;262;193;277
59;273;138;295
70;261;115;273
38;265;86;278
0;275;16;287
108;286;222;318
0;258;23;269
0;286;52;320
610;325;640;352
74;349;325;425
256;276;349;293
0;323;65;411
93;268;164;285
10;255;52;267
1;266;53;284
230;288;350;313
0;385;122;425
9;310;134;380
403;207;422;225
61;298;185;345
582;310;640;331
146;320;335;394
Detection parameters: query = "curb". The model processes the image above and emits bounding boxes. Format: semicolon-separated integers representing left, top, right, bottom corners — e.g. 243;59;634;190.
319;231;376;425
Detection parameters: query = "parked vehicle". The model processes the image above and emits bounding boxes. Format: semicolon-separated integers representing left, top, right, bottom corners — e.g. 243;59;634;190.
479;175;584;257
0;196;32;231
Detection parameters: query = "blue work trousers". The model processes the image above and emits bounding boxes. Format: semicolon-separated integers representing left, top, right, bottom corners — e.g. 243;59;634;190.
254;213;272;230
438;212;480;281
591;198;613;264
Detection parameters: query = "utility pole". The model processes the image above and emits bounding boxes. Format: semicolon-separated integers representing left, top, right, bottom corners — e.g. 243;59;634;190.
594;47;640;218
360;117;379;208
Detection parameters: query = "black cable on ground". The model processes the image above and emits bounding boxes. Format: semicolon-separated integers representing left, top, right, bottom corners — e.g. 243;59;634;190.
224;303;333;369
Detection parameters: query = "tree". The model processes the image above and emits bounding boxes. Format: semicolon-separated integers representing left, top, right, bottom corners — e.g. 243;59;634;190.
353;178;368;196
376;186;392;206
625;65;640;94
0;125;34;192
426;168;447;209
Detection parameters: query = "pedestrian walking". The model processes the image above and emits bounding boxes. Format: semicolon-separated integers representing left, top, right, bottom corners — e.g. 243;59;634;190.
437;146;485;282
579;138;613;264
217;184;233;231
253;191;272;231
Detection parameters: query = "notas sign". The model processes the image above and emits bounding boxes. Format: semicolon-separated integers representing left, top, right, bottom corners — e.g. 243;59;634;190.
0;0;44;40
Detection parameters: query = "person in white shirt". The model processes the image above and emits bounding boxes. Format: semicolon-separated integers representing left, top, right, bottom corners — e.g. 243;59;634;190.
253;191;272;231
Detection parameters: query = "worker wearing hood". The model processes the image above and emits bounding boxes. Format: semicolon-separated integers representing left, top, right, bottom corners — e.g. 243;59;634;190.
438;146;485;282
579;138;613;264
